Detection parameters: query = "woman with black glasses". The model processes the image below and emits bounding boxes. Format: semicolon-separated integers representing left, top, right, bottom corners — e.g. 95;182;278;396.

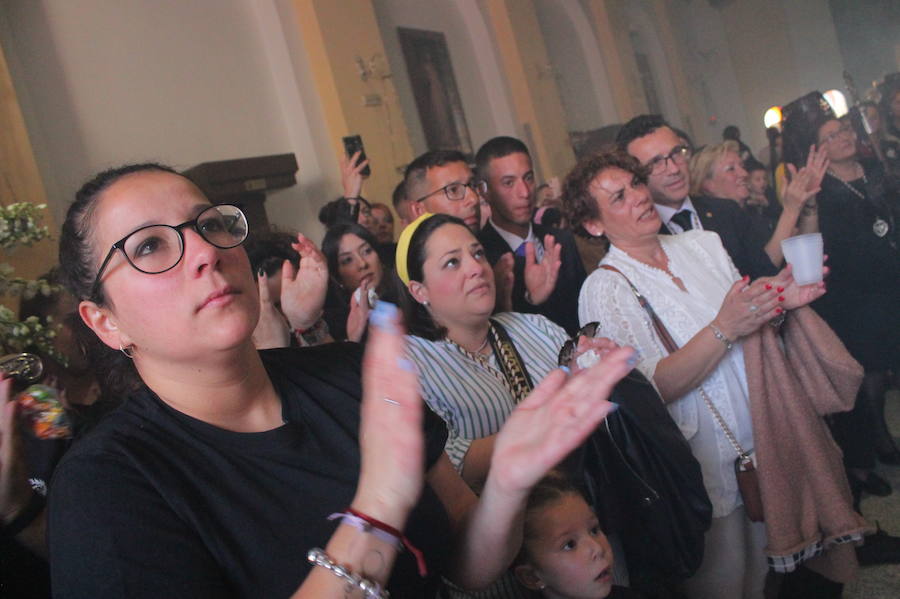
35;163;634;599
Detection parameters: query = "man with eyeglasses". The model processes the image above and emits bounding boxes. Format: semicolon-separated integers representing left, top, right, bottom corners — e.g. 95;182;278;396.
618;115;777;278
475;136;585;334
404;150;483;232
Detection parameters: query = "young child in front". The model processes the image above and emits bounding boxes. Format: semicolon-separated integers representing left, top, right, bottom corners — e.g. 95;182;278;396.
513;471;645;599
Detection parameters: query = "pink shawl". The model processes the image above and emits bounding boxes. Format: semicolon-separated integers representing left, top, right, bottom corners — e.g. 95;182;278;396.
742;306;872;583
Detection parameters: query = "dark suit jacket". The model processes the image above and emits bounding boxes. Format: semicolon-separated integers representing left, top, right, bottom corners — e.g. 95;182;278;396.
659;195;777;279
478;222;586;335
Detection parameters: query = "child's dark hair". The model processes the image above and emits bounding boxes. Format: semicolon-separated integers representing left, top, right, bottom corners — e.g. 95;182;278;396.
514;470;586;566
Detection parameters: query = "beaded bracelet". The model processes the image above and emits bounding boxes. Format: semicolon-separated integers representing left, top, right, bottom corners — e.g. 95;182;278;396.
708;323;733;350
307;547;389;599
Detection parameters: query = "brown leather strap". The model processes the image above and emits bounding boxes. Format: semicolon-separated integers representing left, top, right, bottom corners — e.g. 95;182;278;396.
600;265;680;353
600;265;751;460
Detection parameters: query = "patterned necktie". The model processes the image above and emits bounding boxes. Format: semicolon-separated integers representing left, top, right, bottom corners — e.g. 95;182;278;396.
670;209;694;232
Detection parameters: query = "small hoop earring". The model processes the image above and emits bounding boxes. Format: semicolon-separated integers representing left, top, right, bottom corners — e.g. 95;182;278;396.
119;341;134;359
422;301;430;307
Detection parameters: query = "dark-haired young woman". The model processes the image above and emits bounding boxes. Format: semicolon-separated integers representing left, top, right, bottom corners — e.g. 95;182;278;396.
321;222;385;342
34;163;634;598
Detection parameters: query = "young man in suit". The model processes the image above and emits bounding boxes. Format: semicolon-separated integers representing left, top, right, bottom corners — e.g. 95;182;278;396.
618;115;777;278
475;136;585;334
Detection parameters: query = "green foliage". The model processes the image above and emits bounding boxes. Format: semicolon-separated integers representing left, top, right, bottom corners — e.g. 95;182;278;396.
0;202;65;364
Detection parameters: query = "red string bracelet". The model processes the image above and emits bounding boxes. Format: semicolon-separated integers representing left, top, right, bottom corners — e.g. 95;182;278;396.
346;507;428;577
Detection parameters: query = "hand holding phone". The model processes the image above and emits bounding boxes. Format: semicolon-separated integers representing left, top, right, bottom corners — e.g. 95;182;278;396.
342;135;371;178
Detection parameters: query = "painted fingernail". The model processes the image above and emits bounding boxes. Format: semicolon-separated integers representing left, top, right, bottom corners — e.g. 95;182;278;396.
369;301;398;330
742;275;750;282
559;365;571;375
257;267;265;278
626;351;639;368
609;402;620;412
765;284;772;290
778;296;785;302
775;308;783;314
777;287;784;293
397;357;416;372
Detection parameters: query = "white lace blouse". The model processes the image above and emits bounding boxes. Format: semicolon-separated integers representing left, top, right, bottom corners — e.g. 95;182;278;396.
578;230;754;518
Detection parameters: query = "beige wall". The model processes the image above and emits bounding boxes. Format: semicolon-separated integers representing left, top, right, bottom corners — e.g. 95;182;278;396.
373;0;517;156
0;0;878;246
0;0;331;236
665;0;846;152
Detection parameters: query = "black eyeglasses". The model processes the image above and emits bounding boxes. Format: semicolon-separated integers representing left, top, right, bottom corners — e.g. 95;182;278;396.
90;204;248;299
645;145;690;175
557;322;601;367
415;180;487;203
819;124;853;145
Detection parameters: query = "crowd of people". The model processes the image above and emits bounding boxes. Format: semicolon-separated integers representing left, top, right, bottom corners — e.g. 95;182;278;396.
2;80;899;599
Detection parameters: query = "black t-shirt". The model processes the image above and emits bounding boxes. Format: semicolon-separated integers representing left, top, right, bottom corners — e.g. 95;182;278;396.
48;344;451;598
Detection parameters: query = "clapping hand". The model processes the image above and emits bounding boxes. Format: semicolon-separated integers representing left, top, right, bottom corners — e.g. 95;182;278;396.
714;276;781;340
782;145;828;214
352;303;424;530
346;279;372;343
252;271;291;349
280;234;329;332
769;262;828;311
523;235;562;305
489;346;635;496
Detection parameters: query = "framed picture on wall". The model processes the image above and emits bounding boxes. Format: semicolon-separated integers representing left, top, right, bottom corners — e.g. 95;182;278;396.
397;27;473;156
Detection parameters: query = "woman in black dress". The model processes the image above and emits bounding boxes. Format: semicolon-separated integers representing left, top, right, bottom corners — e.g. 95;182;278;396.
784;96;900;499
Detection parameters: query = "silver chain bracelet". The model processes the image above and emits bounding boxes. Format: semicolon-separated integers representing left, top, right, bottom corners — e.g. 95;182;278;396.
307;547;390;599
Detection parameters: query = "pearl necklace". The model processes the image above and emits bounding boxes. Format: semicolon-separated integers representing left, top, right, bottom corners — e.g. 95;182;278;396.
826;168;867;201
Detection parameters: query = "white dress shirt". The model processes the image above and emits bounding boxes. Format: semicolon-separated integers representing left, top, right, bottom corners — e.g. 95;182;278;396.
489;220;545;261
654;196;703;233
578;230;754;518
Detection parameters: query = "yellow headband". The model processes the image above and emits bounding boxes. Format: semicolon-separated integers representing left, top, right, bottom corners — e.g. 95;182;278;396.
395;212;435;285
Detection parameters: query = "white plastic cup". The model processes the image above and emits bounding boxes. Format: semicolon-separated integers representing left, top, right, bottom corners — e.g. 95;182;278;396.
781;233;824;285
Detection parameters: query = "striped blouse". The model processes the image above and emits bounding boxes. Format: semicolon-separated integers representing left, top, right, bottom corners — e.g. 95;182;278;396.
406;311;569;472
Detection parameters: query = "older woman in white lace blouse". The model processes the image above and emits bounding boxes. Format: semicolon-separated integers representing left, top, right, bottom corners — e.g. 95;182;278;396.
563;151;826;599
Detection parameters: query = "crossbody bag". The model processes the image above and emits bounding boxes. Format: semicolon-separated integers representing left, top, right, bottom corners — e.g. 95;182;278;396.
600;264;764;522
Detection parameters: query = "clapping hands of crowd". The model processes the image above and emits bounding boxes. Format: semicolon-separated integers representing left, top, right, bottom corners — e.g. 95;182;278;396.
252;234;330;349
355;301;636;528
768;261;828;310
486;341;634;496
782;144;829;216
713;275;782;340
523;235;562;305
346;278;372;343
714;258;830;341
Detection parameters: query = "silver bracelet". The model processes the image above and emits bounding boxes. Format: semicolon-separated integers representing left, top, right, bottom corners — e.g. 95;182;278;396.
708;323;733;350
307;547;390;599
